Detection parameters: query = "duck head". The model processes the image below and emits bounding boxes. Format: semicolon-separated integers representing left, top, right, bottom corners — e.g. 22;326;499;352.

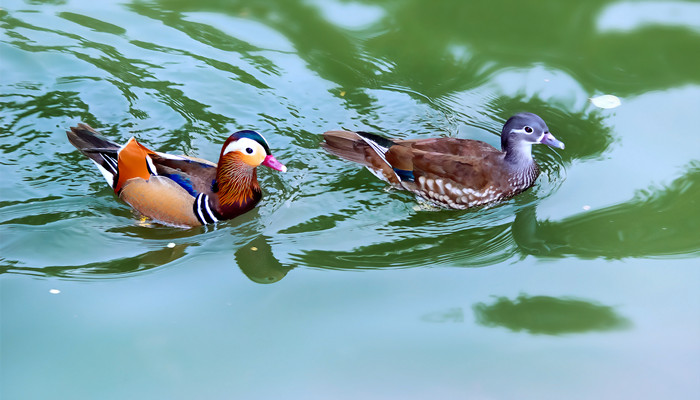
501;113;565;161
219;130;287;172
213;130;286;208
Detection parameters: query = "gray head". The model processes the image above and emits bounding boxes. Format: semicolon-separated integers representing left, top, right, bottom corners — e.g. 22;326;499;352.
500;113;565;157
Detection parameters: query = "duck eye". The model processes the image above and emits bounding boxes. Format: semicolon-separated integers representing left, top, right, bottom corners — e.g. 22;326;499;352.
245;147;254;154
524;126;533;134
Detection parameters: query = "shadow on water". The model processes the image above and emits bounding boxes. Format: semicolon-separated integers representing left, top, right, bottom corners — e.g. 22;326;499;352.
472;294;631;335
0;202;264;279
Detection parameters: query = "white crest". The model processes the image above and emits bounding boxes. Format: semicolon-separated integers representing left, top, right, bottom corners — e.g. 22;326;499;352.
223;138;264;156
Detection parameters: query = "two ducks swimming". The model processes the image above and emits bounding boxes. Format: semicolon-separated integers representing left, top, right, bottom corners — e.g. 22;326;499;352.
68;112;563;227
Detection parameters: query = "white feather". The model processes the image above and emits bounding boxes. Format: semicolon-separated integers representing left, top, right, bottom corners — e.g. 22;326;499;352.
356;133;401;182
91;159;116;188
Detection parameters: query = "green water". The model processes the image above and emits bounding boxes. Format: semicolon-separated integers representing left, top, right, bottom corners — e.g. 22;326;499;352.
2;0;699;398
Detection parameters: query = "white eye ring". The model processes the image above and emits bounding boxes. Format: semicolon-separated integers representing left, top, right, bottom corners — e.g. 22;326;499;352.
510;127;535;135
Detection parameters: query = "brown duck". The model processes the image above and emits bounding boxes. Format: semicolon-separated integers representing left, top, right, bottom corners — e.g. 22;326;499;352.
321;112;564;209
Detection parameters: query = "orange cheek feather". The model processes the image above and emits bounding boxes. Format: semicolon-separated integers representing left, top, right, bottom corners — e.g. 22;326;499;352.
236;152;266;167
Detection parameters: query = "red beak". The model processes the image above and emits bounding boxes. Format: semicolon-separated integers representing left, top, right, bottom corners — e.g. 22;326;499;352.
262;154;287;172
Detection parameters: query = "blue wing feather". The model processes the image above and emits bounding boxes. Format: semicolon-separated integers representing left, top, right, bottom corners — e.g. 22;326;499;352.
166;173;198;197
393;168;415;182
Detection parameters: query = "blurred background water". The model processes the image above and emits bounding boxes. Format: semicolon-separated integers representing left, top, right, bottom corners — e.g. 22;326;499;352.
1;0;699;399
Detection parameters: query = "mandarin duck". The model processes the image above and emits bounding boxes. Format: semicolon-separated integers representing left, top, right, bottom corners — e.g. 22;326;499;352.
322;112;564;209
67;124;286;227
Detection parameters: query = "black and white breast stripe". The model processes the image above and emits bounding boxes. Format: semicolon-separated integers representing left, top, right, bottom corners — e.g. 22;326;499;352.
193;193;219;225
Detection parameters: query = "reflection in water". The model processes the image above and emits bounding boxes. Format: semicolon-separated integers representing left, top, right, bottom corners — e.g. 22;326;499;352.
473;294;630;335
3;160;695;282
0;243;189;279
596;2;700;34
235;235;292;284
149;0;700;98
281;161;700;277
291;220;514;270
274;103;608;273
514;161;700;259
2;0;699;282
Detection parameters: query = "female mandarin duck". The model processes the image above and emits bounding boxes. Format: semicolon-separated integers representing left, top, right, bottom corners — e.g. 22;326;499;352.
67;124;286;227
322;113;564;209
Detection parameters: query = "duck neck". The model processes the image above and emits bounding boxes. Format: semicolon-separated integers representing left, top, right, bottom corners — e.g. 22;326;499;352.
503;141;534;167
503;142;539;187
215;157;261;207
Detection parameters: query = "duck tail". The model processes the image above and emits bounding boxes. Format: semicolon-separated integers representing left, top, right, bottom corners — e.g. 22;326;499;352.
322;130;395;167
67;123;121;188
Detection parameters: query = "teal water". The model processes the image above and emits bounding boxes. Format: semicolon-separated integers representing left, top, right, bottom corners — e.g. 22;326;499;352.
2;0;699;398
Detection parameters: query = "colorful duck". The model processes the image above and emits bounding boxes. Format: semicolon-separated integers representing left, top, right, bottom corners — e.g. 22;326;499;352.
67;124;286;227
322;113;564;209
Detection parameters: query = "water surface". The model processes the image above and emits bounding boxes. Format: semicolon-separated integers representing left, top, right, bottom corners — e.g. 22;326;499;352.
1;0;699;399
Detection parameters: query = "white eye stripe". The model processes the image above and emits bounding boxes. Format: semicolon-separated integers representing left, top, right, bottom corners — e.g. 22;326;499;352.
511;126;540;135
223;138;263;155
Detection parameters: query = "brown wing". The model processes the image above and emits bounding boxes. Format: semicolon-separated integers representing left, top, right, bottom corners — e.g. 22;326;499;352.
387;146;499;188
386;143;509;207
385;138;504;186
395;137;501;159
150;153;218;196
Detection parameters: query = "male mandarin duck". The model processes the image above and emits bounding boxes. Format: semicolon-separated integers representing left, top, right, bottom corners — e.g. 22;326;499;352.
322;112;564;209
67;124;286;227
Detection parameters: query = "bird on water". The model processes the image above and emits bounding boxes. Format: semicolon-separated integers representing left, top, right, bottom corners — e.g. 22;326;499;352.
67;124;286;227
321;113;564;209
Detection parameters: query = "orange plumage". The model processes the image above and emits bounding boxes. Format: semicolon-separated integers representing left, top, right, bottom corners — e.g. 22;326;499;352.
114;138;156;193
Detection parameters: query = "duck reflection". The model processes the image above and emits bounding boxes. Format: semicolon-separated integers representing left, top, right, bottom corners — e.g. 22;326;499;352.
234;235;292;284
473;294;630;335
8;162;695;282
283;161;700;272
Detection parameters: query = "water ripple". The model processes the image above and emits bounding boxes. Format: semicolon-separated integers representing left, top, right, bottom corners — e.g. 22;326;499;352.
2;0;698;282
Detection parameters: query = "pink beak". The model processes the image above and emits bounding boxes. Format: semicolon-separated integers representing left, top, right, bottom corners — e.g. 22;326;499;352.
262;154;287;172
